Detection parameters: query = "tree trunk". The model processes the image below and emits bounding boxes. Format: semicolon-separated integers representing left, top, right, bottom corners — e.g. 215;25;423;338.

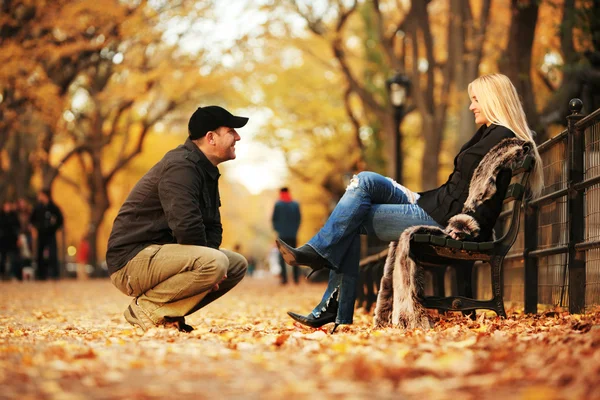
382;113;397;179
421;115;441;190
451;0;490;151
409;0;450;190
86;197;108;274
499;0;541;139
86;114;111;270
450;0;471;149
5;126;35;200
540;0;600;124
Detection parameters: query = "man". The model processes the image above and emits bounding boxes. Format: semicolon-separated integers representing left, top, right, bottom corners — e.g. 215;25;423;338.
107;106;249;332
272;187;301;284
0;201;20;280
30;192;63;280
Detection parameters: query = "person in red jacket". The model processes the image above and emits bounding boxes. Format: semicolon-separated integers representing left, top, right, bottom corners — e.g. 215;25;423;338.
272;187;302;284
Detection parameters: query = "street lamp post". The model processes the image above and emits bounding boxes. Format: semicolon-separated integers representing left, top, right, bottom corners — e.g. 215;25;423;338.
386;73;411;184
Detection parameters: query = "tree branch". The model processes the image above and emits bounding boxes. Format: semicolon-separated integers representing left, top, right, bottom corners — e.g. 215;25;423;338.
471;0;491;77
106;99;135;157
417;2;435;109
56;173;86;204
373;0;408;70
287;163;314;183
536;69;557;92
44;144;90;188
289;0;326;35
343;87;363;151
291;0;385;117
104;100;177;185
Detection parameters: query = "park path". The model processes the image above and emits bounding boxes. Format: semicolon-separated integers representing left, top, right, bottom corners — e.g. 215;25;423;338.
1;278;599;400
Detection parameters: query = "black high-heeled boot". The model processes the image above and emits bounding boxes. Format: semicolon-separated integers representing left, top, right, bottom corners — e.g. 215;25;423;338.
276;239;333;278
287;289;340;334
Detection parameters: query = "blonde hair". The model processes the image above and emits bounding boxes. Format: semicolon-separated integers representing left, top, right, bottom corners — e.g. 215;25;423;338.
468;73;544;198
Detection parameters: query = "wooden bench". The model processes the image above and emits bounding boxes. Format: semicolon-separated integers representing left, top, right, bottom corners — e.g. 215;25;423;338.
357;154;535;318
411;154;534;317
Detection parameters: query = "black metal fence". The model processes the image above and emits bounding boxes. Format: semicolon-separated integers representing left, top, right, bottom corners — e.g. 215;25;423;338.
520;99;600;313
358;99;600;314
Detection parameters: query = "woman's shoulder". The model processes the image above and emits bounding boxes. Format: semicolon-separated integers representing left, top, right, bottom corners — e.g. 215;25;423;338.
468;124;516;155
488;124;516;139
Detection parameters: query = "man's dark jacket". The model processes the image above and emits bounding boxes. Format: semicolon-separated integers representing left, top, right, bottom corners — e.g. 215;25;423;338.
30;201;63;237
107;139;222;275
417;124;515;240
0;210;20;252
272;199;301;239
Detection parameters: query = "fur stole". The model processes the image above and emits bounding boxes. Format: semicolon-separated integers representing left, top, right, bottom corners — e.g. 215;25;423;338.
373;138;532;329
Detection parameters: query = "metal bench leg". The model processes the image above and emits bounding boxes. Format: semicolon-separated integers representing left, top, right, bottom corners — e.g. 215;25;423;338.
356;265;367;309
431;267;446;297
457;262;476;320
490;255;507;318
365;263;376;312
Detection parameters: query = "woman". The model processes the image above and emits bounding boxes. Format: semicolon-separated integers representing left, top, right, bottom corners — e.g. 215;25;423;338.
277;73;544;332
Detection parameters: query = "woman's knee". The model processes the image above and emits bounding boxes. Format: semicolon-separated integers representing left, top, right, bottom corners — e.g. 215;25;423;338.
351;171;381;191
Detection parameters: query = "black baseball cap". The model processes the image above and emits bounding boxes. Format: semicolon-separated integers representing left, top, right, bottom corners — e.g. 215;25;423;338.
188;106;249;139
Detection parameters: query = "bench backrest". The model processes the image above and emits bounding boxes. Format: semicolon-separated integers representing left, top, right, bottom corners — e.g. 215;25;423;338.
495;154;535;255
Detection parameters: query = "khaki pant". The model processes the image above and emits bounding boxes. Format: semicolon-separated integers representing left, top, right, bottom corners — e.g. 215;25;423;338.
111;244;247;324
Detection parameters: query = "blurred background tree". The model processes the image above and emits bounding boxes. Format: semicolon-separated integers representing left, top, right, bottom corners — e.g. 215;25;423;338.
1;0;598;271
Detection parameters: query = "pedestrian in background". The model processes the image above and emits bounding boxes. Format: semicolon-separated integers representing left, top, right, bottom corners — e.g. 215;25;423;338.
272;187;301;285
30;190;64;280
0;201;20;280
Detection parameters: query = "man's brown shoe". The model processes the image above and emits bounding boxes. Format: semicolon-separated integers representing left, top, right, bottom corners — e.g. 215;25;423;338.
124;300;157;332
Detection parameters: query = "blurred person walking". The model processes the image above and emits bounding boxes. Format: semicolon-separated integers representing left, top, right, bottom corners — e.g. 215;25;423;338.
15;198;34;280
30;190;64;280
0;201;20;280
16;198;33;245
107;106;249;332
272;187;302;285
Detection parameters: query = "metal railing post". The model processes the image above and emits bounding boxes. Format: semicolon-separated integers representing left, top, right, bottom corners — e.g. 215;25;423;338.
567;98;586;313
524;203;538;313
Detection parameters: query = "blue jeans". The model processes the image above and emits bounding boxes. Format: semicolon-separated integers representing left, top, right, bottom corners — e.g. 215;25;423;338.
307;172;440;324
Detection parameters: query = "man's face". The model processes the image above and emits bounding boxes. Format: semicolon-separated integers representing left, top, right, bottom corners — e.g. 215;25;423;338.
38;192;49;204
210;126;240;163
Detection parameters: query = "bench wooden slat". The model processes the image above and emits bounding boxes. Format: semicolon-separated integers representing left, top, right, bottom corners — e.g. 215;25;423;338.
462;241;478;251
446;238;462;249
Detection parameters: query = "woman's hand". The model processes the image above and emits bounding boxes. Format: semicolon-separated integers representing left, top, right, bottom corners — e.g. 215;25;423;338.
446;228;462;240
445;214;480;241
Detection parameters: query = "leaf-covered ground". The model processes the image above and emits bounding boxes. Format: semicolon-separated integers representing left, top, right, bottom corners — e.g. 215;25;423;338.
1;278;599;400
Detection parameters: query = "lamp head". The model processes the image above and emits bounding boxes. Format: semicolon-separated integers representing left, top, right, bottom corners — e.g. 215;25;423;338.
386;73;411;107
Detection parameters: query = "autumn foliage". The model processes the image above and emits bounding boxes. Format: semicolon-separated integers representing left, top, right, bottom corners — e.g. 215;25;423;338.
1;1;598;276
1;279;599;399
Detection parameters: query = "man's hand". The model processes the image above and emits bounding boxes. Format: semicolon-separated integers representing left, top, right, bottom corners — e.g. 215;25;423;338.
211;274;227;292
